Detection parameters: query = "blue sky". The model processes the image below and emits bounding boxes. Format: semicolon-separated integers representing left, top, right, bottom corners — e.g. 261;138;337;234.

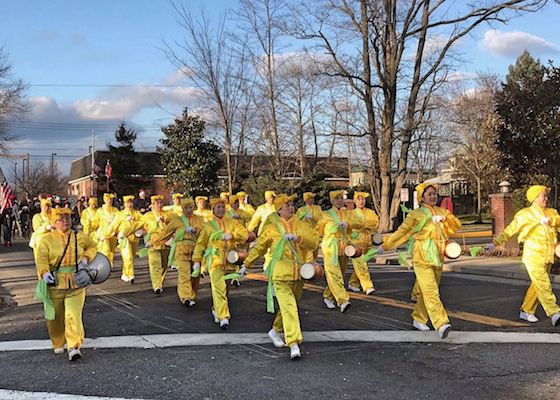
1;0;559;180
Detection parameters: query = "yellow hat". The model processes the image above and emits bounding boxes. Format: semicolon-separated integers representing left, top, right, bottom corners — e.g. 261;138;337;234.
40;198;52;207
303;192;316;202
88;197;98;206
274;194;297;211
123;195;135;203
236;191;247;198
151;194;164;204
172;193;184;200
220;192;230;201
264;190;276;200
209;197;225;209
51;207;72;220
329;190;347;202
526;185;550;203
195;196;208;203
416;182;439;203
181;197;195;207
228;194;239;206
353;191;369;200
103;193;115;202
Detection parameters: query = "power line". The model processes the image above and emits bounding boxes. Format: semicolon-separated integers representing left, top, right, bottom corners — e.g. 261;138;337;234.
27;83;187;88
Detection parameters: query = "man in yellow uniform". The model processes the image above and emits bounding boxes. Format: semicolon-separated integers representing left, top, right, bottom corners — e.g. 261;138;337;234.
194;195;213;222
160;197;204;307
296;192;323;262
163;193;185;217
237;191;255;217
106;195;143;283
319;190;362;312
94;193;118;266
347;191;379;295
493;185;560;326
248;191;277;269
80;197;98;240
244;194;318;359
193;198;249;329
381;182;461;338
139;195;177;295
34;207;97;361
30;198;53;259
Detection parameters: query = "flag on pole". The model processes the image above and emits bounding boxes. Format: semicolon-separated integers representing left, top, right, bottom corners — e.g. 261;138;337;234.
105;159;113;180
0;166;14;214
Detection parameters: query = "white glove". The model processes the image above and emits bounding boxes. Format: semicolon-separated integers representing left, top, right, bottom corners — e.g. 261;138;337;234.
339;222;348;229
231;213;240;219
127;216;133;222
77;257;89;271
222;232;233;241
540;217;551;226
46;224;53;231
186;226;197;234
485;243;495;252
42;272;55;285
432;215;445;223
239;266;247;277
157;216;163;223
145;241;152;248
376;245;384;254
118;232;125;240
285;233;298;241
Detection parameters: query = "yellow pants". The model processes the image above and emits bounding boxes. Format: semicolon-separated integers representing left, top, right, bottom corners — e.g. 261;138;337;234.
98;238;118;266
121;241;138;280
411;263;449;330
521;262;560;317
411;280;421;300
322;246;350;305
148;248;169;291
47;288;86;350
348;256;374;291
209;267;234;320
272;280;304;347
176;253;200;303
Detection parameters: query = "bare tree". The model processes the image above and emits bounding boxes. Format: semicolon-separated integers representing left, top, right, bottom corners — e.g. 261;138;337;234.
288;0;546;230
14;161;66;197
0;46;26;155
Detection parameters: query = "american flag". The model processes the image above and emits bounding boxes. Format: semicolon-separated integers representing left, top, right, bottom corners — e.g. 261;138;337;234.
0;166;14;214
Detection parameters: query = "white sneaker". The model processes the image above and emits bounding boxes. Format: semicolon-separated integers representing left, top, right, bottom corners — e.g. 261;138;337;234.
438;324;452;339
519;311;539;323
53;347;65;355
219;318;229;330
211;310;219;323
120;274;130;283
289;344;301;360
551;313;560;327
340;301;351;313
365;287;376;295
412;320;430;331
323;298;336;309
170;265;177;271
188;301;196;307
268;329;285;348
410;294;417;303
347;284;361;293
68;348;82;361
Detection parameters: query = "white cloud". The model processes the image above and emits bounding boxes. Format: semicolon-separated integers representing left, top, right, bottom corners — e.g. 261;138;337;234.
480;29;558;57
447;71;477;82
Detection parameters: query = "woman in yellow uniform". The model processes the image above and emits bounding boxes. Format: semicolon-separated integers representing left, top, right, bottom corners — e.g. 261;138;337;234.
493;185;560;326
295;192;323;263
194;195;213;222
226;195;253;227
35;207;97;361
160;197;204;307
139;195;177;295
106;195;143;283
236;191;255;217
94;193;118;266
80;197;98;240
248;191;277;270
319;190;362;312
347;191;379;295
381;183;461;338
244;194;318;359
30;198;53;258
163;193;184;217
193;198;249;329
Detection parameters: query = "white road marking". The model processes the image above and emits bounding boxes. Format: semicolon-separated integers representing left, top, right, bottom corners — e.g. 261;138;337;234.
0;389;149;400
1;330;560;352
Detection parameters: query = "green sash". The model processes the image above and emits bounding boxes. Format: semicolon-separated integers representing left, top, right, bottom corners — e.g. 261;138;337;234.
399;207;442;268
34;266;76;320
168;215;193;266
137;217;159;258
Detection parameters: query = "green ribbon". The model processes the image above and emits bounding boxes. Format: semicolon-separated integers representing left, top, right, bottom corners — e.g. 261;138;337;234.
168;215;191;266
203;247;218;274
363;246;380;262
118;236;131;251
325;208;347;267
137;247;149;258
138;216;159;257
469;246;483;257
35;280;55;320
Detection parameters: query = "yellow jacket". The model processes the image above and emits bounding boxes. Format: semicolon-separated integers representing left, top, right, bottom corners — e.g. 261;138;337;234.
30;212;52;248
319;207;362;252
160;214;205;257
350;207;380;249
296;204;323;230
94;205;118;241
226;208;253;227
163;204;183;217
35;230;97;289
494;204;560;264
383;205;461;267
140;210;178;250
106;209;144;242
239;203;256;217
194;208;213;222
248;203;276;235
193;216;249;271
245;214;319;281
80;207;98;236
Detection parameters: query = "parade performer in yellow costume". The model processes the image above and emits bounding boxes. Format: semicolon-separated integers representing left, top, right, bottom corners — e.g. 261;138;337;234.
296;192;323;262
320;190;362;312
163;193;185;217
193;198;249;329
381;183;461;338
237;191;255;217
493;185;560;326
30;198;53;259
226;195;253;227
80;197;98;240
194;196;213;222
248;191;277;269
161;197;204;307
245;194;318;360
347;191;379;295
139;195;177;295
94;193;118;266
34;207;97;361
106;195;143;283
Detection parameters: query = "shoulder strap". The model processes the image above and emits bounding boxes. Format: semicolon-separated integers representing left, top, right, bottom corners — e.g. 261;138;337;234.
54;232;72;272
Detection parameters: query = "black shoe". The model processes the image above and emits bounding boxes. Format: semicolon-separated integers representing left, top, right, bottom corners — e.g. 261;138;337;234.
130;279;135;285
231;279;241;287
184;300;195;308
154;288;162;296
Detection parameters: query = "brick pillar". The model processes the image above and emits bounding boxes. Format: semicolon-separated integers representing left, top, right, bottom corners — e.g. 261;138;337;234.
490;192;518;251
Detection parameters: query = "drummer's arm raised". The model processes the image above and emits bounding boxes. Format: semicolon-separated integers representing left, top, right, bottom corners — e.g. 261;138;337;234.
382;213;418;251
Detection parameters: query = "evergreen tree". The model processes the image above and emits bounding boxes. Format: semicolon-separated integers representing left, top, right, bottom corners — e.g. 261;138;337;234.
107;122;139;195
158;109;222;195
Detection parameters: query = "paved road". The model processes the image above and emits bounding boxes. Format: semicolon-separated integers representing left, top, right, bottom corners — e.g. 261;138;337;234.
1;240;559;399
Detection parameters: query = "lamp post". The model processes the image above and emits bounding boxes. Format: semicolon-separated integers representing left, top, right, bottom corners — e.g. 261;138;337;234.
50;153;57;176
